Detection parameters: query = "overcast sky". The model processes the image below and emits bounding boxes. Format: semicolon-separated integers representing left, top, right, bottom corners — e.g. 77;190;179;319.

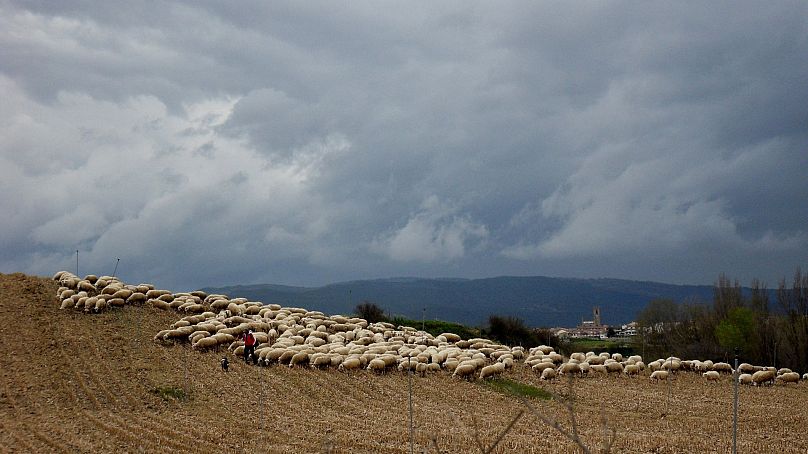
2;1;807;291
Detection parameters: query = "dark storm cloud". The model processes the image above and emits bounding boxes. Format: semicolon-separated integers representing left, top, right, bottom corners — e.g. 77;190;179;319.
1;1;806;289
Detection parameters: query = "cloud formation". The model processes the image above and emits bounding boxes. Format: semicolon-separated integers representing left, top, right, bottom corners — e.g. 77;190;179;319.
1;2;806;289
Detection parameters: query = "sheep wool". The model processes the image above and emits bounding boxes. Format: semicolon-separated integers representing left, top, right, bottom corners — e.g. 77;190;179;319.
540;368;556;381
650;370;669;381
776;372;800;384
478;362;505;380
752;370;776;386
703;371;720;381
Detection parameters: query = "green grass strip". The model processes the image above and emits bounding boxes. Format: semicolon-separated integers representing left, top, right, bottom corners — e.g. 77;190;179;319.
482;377;552;400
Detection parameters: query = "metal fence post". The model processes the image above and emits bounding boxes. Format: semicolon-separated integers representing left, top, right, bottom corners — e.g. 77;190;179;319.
408;356;414;454
733;348;739;454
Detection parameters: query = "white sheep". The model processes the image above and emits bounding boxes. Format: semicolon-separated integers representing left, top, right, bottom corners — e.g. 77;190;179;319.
558;362;581;376
479;362;505;380
605;362;624;374
570;352;586;362
752;369;775;386
589;364;608;375
703;371;720;381
650;370;669;381
452;363;476;379
532;362;555;374
623;364;640;377
712;362;733;374
366;358;387;372
738;373;753;385
339;357;362;370
540;367;557;381
776;372;800;384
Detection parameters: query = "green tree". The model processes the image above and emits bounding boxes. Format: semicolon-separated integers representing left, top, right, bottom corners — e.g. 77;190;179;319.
714;307;756;353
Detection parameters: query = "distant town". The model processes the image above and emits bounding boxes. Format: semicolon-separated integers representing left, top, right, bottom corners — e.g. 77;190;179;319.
548;306;638;339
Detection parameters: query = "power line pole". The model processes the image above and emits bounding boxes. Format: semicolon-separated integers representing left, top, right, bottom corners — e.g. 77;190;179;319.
421;307;425;332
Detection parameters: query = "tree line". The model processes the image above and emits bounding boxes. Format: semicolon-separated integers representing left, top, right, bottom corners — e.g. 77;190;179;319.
635;268;808;372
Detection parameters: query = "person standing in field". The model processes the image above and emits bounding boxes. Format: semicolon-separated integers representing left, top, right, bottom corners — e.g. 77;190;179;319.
243;329;257;365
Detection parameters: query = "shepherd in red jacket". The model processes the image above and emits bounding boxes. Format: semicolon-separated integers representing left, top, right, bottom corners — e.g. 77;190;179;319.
243;329;257;365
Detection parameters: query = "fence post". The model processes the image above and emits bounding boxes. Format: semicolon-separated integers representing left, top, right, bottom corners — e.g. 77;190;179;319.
408;356;414;454
733;348;739;454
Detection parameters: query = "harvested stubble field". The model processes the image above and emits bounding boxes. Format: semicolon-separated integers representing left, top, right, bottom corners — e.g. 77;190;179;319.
1;273;807;453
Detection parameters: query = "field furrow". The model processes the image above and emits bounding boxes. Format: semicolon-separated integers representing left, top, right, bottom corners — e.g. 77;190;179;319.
2;273;808;453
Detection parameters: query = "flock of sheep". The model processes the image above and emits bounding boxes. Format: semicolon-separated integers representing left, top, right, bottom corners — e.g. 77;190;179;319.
526;349;807;385
52;270;808;385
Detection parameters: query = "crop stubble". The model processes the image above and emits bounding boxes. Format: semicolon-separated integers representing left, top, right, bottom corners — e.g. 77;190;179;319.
0;273;806;453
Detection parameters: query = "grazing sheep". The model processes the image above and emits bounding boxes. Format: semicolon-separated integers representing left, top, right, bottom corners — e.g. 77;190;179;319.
339;357;362;370
310;354;332;368
558;362;582;376
93;298;108;313
479;363;506;380
803;373;808;381
589;364;608;375
623;364;640;377
452;363;476;379
661;359;681;372
650;370;669;381
737;363;758;374
627;355;643;364
586;355;606;366
366;358;387;372
776;372;800;384
752;370;776;386
738;373;753;385
777;368;792;376
540;368;557;381
127;293;147;304
570;352;586;362
605;362;624;374
532;362;555;374
149;299;171;310
289;351;309;367
703;371;720;381
712;362;733;374
193;337;220;350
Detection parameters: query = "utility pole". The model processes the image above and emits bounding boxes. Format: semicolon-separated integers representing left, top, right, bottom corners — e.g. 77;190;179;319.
76;250;79;276
112;258;120;278
421;307;425;332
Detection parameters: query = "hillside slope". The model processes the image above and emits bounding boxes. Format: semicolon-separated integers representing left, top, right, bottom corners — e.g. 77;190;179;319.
1;273;806;453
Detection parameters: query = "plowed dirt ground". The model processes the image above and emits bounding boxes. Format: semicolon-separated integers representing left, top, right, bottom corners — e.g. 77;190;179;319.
1;272;806;453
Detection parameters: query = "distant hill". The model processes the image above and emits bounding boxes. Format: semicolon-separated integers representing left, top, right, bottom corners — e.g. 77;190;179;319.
203;276;718;327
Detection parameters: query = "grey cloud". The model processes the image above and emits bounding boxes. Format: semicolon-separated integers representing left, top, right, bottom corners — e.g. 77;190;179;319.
1;1;806;289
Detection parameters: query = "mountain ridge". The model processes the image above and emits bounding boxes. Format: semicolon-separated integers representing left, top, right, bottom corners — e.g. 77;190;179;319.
203;275;719;327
